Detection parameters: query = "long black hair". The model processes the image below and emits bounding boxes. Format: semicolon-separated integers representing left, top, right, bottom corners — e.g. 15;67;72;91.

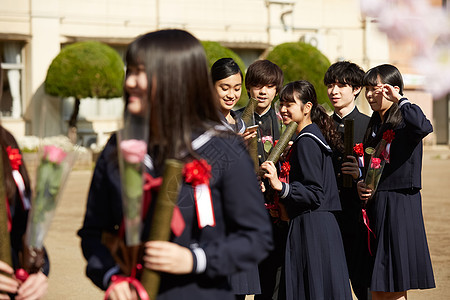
0;63;31;204
210;58;243;84
125;29;221;167
280;80;343;152
362;64;404;148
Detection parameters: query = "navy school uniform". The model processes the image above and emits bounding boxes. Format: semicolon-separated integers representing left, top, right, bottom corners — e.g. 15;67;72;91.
220;111;262;296
332;107;372;299
364;98;435;292
278;123;352;300
236;106;288;300
78;128;273;300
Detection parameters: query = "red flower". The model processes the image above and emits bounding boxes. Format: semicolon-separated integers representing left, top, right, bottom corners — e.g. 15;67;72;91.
280;161;290;177
6;146;22;171
353;143;364;157
183;159;212;186
382;129;395;143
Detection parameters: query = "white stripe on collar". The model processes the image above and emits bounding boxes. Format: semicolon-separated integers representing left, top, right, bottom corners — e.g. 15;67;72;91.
146;125;224;166
295;132;332;151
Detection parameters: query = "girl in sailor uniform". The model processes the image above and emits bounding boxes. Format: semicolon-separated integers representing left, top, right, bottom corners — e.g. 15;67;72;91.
211;58;261;299
79;29;273;300
261;80;352;300
357;64;435;300
0;64;49;300
211;58;246;134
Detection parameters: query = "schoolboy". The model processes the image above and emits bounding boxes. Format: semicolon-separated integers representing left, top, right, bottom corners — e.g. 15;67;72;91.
324;61;371;300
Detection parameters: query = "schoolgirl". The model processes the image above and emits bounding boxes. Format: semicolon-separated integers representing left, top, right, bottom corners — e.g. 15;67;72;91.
211;57;260;299
79;29;273;300
357;64;435;300
261;80;352;300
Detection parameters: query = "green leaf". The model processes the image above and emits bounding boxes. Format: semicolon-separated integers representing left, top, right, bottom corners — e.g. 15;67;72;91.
264;140;273;154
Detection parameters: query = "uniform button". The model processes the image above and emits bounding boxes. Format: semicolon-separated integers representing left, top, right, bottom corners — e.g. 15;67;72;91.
258;121;262;125
339;124;344;128
337;173;341;178
258;155;262;159
114;225;119;230
337;156;342;161
258;138;261;142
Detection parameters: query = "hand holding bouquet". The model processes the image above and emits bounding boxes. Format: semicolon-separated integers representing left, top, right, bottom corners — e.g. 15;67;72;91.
364;129;395;199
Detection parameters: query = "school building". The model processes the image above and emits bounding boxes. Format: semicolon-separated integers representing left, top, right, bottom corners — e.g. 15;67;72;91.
0;0;448;147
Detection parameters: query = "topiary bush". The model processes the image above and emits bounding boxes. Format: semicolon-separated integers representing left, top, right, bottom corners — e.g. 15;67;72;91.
266;42;332;110
45;41;124;137
45;41;124;99
202;41;248;107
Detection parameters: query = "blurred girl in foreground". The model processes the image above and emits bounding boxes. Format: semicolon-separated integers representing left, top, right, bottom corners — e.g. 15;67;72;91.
79;29;273;300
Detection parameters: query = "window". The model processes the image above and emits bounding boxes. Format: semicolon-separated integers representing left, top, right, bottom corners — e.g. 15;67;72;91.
1;41;24;118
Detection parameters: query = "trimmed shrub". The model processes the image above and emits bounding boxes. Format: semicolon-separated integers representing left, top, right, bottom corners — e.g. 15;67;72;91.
266;42;332;110
45;41;124;99
202;41;248;107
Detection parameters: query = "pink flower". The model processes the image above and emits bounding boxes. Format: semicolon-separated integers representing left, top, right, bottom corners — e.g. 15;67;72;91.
43;145;67;164
120;139;147;164
370;158;382;169
261;135;273;145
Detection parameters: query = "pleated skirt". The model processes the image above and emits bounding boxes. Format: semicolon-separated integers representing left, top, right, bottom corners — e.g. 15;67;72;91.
229;266;261;295
367;190;435;292
284;211;352;300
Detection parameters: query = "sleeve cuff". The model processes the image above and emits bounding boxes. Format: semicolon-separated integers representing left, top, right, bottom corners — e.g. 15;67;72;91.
278;182;289;199
191;245;207;274
103;265;120;289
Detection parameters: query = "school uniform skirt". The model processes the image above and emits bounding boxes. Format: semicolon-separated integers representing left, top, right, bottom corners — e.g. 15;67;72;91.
367;189;435;292
284;210;352;300
229;266;261;295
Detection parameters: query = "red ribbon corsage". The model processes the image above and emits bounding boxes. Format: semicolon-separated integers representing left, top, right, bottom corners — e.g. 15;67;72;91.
6;146;22;170
279;161;290;180
183;159;215;229
353;143;364;157
183;159;211;186
353;143;364;168
382;129;395;143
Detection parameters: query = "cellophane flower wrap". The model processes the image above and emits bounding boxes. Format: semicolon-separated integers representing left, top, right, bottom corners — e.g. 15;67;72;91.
364;130;395;196
25;136;77;249
117;112;148;246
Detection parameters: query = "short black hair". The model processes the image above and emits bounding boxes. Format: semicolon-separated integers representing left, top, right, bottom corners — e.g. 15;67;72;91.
324;61;365;88
245;60;283;93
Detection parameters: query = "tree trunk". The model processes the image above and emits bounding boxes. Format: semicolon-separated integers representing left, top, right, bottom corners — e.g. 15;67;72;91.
68;98;80;144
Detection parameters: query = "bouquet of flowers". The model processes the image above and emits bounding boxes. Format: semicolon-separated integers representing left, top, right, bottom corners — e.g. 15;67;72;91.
24;136;77;272
364;129;395;197
117;113;148;247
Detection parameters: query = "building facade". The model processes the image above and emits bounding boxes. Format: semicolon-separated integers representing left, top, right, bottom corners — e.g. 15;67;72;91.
0;0;443;146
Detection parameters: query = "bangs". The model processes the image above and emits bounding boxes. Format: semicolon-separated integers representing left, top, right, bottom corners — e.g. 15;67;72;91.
125;37;145;67
362;69;379;87
279;84;296;103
